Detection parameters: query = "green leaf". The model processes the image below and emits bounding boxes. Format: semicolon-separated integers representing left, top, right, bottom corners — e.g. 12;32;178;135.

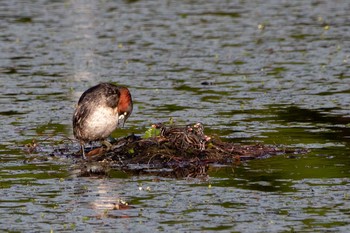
142;127;160;139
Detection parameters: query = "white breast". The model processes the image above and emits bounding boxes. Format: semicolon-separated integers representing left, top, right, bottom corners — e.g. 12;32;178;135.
84;106;119;140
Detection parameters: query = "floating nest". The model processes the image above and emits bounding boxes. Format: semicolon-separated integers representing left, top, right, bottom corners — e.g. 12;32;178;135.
68;122;309;178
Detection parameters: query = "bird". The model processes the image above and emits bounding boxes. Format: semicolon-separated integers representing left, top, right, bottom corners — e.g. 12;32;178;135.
73;83;133;159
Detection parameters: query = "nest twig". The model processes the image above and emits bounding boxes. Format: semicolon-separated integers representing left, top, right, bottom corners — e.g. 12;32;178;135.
72;122;309;178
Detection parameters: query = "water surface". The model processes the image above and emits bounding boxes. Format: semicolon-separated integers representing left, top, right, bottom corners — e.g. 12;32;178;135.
1;0;350;232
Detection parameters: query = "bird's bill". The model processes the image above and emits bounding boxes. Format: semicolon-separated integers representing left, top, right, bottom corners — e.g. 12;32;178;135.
118;112;128;127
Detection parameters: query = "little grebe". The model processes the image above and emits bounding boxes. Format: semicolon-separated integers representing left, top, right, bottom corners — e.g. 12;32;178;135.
73;83;133;158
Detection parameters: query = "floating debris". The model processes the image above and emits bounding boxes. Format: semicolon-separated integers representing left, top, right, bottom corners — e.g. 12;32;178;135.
69;122;309;178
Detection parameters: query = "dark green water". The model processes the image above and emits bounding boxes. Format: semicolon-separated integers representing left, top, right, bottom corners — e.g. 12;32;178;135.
1;0;350;232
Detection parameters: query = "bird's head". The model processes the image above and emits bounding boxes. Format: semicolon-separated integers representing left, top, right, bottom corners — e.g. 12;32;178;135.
117;87;133;127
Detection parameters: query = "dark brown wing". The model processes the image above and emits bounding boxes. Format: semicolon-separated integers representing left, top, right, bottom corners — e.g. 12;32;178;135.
103;85;120;109
79;83;120;107
73;104;86;140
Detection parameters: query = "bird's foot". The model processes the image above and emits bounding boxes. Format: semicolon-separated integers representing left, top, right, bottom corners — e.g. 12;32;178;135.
81;145;87;159
101;140;113;151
